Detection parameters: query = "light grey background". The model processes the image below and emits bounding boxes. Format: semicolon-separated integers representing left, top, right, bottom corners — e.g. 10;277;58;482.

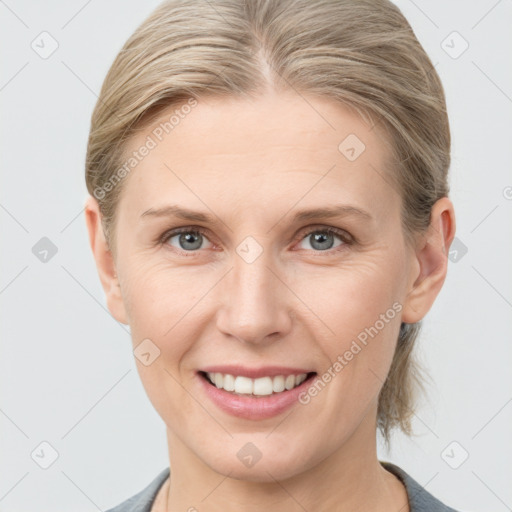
1;1;511;511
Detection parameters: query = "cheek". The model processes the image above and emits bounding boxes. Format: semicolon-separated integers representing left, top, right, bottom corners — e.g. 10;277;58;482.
291;258;404;394
120;245;406;349
121;261;208;426
119;258;215;355
289;257;403;337
120;257;176;319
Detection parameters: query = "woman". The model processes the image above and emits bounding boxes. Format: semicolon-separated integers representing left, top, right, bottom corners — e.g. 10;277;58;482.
84;0;460;510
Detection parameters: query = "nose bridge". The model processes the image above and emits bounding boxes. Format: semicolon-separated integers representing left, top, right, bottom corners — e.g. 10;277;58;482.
216;239;291;344
233;250;275;308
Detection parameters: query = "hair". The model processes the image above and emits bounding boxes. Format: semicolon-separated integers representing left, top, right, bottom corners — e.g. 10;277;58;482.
85;0;450;445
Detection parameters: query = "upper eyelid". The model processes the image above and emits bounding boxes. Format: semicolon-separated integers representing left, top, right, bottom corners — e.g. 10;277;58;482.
160;224;352;248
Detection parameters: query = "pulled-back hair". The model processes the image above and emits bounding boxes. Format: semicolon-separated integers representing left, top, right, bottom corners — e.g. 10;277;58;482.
85;0;450;444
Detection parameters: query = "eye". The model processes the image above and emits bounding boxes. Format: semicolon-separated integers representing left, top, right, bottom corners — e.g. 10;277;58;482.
163;228;213;253
159;225;352;255
296;227;350;252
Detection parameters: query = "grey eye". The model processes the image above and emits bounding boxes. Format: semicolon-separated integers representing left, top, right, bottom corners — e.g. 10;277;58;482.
300;231;344;251
167;231;213;251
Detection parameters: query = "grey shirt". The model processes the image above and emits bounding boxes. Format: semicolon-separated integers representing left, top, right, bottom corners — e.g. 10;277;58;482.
106;462;460;511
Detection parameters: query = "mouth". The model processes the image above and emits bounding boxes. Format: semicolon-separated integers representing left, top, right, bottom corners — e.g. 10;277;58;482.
196;366;319;420
198;370;317;397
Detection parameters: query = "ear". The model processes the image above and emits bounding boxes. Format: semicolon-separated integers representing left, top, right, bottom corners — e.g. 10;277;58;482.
401;197;456;324
84;196;129;325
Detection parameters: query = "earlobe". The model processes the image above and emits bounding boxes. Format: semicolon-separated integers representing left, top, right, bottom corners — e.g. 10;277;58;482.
401;197;456;324
84;196;129;325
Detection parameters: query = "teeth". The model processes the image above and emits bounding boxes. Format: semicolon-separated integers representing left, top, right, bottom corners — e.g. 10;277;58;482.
234;375;253;394
253;376;273;396
285;375;295;390
296;374;307;386
205;372;309;396
273;375;285;392
223;373;235;391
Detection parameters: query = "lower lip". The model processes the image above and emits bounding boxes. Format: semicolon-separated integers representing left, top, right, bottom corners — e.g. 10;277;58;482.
197;372;316;420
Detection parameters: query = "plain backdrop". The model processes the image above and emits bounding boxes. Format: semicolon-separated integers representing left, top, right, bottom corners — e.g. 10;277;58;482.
1;1;511;511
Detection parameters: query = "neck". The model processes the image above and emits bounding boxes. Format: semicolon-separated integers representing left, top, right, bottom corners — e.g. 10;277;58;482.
161;407;409;512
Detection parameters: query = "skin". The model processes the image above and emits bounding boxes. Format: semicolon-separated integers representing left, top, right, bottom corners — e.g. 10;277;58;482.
85;91;455;512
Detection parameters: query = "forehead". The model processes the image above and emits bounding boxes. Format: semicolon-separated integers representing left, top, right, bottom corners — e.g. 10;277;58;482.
119;92;398;220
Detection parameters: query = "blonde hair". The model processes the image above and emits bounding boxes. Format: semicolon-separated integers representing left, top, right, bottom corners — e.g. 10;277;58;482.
85;0;450;444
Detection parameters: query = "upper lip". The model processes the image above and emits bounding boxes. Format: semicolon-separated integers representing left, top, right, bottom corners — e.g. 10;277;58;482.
199;365;315;379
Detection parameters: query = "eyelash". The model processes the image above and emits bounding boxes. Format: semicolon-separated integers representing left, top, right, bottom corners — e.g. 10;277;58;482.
158;225;353;257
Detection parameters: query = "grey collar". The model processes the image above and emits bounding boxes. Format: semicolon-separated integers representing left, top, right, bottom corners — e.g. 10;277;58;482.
106;462;461;512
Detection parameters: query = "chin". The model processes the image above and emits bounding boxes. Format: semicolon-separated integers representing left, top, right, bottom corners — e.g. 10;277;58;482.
211;459;303;483
202;441;318;483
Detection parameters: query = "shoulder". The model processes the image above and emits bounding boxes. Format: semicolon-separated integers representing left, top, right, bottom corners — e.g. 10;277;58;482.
106;468;170;512
381;461;462;512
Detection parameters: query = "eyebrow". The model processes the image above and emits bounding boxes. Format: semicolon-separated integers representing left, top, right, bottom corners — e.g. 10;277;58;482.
140;204;372;224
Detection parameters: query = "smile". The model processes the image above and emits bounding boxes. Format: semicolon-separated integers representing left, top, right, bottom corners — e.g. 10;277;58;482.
203;371;314;396
196;364;318;419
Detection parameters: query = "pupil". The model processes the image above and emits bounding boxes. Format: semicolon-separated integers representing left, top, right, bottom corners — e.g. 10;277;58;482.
180;232;202;250
176;231;335;251
312;232;333;250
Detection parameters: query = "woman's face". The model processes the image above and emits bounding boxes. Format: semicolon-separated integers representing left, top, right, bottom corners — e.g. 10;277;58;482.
97;92;430;481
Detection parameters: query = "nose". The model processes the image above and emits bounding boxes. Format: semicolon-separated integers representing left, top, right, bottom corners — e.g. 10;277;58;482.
215;249;293;346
